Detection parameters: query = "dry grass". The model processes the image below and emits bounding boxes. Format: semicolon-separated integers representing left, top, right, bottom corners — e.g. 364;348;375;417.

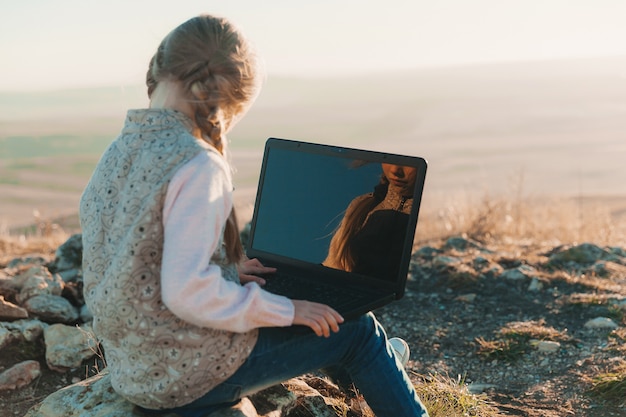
0;212;70;266
340;374;503;417
0;234;68;266
607;328;626;354
2;191;625;416
413;373;503;417
4;187;626;264
587;360;626;407
498;319;572;342
476;319;572;362
417;192;626;248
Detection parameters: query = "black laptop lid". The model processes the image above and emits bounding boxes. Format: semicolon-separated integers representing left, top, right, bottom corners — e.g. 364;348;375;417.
246;138;427;298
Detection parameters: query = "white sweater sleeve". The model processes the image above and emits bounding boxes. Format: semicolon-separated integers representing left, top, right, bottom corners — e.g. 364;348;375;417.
160;151;295;333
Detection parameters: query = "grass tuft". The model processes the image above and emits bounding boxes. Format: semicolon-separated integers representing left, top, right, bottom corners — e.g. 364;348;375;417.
588;363;626;406
475;336;530;362
413;373;503;417
476;320;570;362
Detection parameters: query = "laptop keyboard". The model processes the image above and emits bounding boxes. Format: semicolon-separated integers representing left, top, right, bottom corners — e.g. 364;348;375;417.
261;272;372;310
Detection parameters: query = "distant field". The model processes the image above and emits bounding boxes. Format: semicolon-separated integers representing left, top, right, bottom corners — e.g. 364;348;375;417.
2;57;626;233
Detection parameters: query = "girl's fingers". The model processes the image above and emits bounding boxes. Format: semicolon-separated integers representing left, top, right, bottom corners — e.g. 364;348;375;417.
240;274;266;285
292;300;344;337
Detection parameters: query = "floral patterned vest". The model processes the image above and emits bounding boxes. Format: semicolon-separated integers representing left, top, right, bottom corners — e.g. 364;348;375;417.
79;109;257;409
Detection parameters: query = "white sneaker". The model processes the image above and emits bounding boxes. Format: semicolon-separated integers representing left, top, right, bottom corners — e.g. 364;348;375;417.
389;337;410;368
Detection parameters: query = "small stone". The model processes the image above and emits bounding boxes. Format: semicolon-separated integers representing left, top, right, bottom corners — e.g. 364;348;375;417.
584;317;618;329
467;383;496;394
16;267;64;304
4;319;48;342
0;326;20;350
533;340;561;353
44;324;98;371
500;268;527;281
613;300;626;311
0;295;29;320
432;256;462;268
455;293;476;303
0;360;41;391
528;278;543;292
23;294;79;324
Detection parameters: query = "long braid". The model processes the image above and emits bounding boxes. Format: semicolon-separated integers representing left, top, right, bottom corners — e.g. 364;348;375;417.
189;76;226;153
145;15;261;263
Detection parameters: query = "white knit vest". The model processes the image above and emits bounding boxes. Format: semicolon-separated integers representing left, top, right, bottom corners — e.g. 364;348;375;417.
80;109;257;409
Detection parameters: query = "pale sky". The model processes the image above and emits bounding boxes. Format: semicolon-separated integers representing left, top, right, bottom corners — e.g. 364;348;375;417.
2;0;626;92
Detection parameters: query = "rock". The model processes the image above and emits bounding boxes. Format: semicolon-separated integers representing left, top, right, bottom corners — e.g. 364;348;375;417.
532;340;561;353
482;264;504;279
248;383;297;415
0;265;36;298
23;370;148;417
432;255;462;269
444;236;482;251
518;265;536;275
22;294;79;324
548;243;621;267
467;383;497;394
613;299;626;311
5;256;48;269
55;267;82;283
79;304;93;322
443;236;493;254
0;295;28;320
583;317;619;329
208;398;258;417
472;256;490;270
413;246;441;259
500;268;528;281
49;233;83;274
609;246;626;258
3;319;48;342
528;278;543;292
0;360;41;391
282;378;343;416
17;269;65;304
455;293;477;303
24;369;348;417
0;325;20;350
44;324;97;371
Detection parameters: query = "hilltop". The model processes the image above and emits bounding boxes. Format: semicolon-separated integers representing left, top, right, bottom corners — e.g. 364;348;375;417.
2;56;626;232
1;233;625;416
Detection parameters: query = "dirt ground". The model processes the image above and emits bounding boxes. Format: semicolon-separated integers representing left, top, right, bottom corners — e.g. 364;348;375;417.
1;238;626;417
377;239;626;417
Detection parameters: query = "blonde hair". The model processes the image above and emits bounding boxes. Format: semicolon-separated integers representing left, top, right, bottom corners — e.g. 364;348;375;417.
147;15;262;263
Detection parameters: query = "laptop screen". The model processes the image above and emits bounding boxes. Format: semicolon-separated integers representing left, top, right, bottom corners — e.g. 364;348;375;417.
247;138;427;288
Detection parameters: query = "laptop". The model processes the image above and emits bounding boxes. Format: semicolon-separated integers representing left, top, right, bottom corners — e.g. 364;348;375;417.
246;138;428;320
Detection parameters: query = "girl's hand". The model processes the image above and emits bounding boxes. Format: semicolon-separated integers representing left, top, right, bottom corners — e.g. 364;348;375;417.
238;258;276;285
292;300;344;337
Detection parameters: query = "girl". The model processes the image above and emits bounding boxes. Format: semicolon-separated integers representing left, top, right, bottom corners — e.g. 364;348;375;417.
324;163;418;281
79;14;429;417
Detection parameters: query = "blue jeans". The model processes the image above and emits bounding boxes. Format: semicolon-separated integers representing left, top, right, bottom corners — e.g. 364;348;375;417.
141;313;429;416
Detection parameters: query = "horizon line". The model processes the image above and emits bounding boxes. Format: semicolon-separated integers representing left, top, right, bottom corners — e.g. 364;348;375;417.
2;53;626;94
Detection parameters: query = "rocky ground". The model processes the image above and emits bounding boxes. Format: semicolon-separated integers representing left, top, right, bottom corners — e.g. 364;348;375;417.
378;237;626;416
1;235;626;416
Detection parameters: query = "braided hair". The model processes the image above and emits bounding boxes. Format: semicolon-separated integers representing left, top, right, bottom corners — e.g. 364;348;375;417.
146;15;262;263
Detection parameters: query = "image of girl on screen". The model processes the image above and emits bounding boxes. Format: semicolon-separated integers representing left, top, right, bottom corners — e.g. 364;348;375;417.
324;163;418;281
